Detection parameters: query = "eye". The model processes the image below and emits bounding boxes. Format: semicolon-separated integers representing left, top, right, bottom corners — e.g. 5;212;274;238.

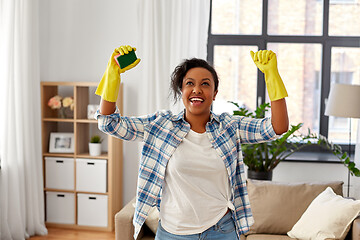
185;81;193;86
202;82;210;86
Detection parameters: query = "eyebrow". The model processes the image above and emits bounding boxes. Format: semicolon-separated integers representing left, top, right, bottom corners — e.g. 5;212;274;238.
184;78;211;81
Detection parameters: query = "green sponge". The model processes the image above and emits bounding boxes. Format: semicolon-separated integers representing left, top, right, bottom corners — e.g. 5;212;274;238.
114;50;139;71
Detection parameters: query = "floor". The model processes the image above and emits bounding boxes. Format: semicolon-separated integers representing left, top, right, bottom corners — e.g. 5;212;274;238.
29;228;115;240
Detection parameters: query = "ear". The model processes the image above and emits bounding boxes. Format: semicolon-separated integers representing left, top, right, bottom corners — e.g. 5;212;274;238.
213;90;218;100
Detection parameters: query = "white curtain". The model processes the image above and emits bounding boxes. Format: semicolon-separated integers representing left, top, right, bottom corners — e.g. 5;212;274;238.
0;0;48;239
138;0;210;115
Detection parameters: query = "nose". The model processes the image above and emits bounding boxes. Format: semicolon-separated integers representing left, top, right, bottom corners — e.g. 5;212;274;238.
192;85;202;94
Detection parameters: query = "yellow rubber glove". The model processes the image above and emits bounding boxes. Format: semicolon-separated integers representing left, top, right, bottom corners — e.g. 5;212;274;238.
250;50;288;101
95;45;140;102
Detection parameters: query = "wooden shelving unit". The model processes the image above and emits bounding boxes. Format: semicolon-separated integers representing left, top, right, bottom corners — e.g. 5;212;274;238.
40;81;123;231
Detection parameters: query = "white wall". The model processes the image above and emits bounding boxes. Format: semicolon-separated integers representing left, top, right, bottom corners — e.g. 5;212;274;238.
243;161;356;197
276;162;360;199
39;0;360;205
39;0;141;205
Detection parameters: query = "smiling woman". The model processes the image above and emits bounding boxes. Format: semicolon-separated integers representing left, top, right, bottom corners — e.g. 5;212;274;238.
96;45;288;239
170;58;219;103
170;59;219;133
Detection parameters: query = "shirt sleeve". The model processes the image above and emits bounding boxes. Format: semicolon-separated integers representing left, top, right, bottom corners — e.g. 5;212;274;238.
95;107;159;142
237;116;279;144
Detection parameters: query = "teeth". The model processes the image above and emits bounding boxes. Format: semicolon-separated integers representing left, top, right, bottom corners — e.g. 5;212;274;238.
190;98;204;102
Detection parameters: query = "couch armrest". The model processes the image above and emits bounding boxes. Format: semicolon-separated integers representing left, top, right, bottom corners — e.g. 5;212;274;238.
352;216;360;240
115;197;143;240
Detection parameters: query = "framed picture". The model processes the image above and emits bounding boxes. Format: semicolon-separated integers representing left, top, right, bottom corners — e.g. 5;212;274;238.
49;132;75;153
87;104;100;119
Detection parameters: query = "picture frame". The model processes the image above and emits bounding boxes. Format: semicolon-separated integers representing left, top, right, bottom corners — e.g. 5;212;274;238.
87;104;100;119
49;132;75;153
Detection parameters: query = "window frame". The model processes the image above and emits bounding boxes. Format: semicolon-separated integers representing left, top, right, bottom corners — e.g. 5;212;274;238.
207;0;360;154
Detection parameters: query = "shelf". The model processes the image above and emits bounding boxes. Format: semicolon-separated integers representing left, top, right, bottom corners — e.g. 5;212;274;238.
41;81;98;87
75;191;108;195
42;152;108;159
45;222;110;231
44;188;76;193
43;152;75;158
76;119;98;123
41;82;123;231
43;118;74;122
76;153;108;159
44;189;108;195
42;118;98;123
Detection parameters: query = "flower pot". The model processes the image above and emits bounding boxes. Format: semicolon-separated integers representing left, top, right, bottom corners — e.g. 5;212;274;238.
89;143;101;156
59;107;67;118
247;169;273;181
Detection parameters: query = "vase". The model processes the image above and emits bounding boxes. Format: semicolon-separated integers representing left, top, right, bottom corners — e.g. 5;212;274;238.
247;169;273;181
89;143;102;156
59;107;66;118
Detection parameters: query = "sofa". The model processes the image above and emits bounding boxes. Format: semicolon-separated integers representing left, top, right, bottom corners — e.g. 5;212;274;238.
115;180;360;240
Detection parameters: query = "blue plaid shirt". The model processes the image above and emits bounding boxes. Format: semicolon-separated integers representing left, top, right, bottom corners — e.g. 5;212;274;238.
96;109;277;239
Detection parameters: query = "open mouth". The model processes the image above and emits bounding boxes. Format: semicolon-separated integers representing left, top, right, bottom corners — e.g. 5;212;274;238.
189;97;204;103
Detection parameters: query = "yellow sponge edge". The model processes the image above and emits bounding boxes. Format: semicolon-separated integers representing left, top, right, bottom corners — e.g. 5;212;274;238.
120;58;141;73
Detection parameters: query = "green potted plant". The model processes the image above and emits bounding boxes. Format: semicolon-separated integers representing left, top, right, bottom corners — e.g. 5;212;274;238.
89;135;103;156
230;101;360;180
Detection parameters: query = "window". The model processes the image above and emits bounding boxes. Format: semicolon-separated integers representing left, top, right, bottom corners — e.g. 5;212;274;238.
208;0;360;146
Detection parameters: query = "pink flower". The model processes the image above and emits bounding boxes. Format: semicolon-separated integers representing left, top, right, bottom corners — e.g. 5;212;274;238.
48;95;62;109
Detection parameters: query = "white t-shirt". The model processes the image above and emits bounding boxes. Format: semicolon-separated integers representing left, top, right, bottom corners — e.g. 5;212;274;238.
159;129;234;235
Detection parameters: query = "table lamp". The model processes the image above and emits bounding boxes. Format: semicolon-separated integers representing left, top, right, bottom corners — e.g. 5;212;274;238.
325;83;360;197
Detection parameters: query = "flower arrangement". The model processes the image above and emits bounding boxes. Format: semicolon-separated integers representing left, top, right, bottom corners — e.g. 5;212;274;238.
62;97;74;110
48;95;74;118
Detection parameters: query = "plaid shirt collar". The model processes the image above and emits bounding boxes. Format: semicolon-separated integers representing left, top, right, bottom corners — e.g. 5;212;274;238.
171;109;221;124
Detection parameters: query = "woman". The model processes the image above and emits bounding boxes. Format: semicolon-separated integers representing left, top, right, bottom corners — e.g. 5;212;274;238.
95;46;289;240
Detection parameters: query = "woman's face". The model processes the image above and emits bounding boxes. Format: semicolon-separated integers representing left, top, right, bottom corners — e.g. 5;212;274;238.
181;67;218;120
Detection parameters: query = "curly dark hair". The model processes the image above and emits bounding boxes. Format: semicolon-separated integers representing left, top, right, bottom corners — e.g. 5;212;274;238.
170;58;219;103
